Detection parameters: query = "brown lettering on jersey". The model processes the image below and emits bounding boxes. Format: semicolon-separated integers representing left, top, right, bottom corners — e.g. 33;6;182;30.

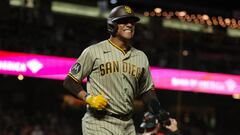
123;62;143;78
123;62;127;72
105;62;112;74
112;61;119;72
99;61;143;78
100;61;119;76
100;64;105;76
131;64;136;76
128;62;131;74
136;67;143;79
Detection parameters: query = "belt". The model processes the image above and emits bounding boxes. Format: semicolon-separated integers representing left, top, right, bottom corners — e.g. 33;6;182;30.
107;112;132;121
88;108;132;121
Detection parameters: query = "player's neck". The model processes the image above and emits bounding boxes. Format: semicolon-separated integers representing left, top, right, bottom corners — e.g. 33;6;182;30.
109;37;130;52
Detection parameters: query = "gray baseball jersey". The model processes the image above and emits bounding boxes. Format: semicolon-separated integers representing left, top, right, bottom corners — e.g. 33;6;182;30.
68;39;154;134
69;39;154;114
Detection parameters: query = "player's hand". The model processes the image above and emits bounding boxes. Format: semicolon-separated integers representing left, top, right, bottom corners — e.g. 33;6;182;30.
85;94;108;110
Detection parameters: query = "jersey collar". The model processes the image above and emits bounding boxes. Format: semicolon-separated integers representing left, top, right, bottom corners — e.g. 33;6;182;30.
107;39;132;55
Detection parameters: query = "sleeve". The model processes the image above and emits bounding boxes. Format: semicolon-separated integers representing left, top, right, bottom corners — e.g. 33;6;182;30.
139;55;155;94
68;47;94;82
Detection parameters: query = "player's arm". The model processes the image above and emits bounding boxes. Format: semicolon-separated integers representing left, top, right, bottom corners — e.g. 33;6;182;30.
140;54;171;126
63;75;87;100
139;59;162;114
63;75;108;110
141;89;161;115
63;47;95;101
63;47;108;110
142;89;171;126
139;54;170;119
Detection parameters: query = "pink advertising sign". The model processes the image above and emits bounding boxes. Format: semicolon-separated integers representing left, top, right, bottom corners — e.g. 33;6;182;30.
150;67;240;95
1;50;240;95
0;50;74;80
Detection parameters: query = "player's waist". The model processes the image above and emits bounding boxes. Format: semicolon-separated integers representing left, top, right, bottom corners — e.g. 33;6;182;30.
87;108;133;121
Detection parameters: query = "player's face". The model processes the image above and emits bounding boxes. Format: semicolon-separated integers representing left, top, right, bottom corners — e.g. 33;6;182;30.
116;19;136;40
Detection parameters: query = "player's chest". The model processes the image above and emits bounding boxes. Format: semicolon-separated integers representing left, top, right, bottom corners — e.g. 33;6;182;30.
93;53;145;78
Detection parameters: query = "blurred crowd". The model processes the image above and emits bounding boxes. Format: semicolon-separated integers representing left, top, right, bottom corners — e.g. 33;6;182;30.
0;108;83;135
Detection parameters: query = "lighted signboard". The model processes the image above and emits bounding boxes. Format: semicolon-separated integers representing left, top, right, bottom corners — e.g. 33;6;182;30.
0;51;74;80
150;67;240;95
1;50;240;95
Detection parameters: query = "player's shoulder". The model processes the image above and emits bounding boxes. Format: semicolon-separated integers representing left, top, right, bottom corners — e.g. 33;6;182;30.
131;47;148;58
85;40;108;51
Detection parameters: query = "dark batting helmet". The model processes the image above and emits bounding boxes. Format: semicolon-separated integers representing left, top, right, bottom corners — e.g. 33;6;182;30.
107;5;140;36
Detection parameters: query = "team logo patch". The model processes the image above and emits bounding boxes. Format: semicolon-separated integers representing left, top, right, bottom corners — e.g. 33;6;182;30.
71;63;81;75
124;6;132;14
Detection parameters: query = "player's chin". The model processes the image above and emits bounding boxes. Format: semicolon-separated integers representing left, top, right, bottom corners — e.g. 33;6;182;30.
122;34;134;40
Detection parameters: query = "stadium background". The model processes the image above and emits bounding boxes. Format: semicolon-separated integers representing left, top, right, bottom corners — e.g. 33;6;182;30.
1;0;240;135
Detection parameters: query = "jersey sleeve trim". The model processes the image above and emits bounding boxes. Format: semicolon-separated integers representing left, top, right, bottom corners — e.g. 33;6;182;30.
68;73;80;83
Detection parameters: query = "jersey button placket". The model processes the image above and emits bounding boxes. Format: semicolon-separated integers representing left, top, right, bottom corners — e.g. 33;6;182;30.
122;75;128;103
121;55;129;103
122;74;126;79
122;75;127;96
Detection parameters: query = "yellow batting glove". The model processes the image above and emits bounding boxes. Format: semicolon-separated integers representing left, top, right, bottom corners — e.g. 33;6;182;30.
85;94;108;110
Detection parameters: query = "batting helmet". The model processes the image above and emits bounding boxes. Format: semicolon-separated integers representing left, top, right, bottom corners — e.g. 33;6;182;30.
107;5;140;36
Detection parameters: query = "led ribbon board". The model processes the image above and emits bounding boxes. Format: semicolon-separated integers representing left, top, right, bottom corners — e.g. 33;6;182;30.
150;67;240;95
0;51;74;80
1;51;240;95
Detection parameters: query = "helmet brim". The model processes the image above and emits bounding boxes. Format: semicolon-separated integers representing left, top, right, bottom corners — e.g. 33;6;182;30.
112;15;140;23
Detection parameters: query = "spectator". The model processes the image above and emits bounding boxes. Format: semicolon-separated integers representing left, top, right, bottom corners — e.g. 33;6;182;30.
140;112;181;135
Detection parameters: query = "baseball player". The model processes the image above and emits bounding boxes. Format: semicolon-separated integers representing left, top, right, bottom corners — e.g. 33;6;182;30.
63;5;167;135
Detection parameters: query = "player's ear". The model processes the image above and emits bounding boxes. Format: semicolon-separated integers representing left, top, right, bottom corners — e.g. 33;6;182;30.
107;18;118;37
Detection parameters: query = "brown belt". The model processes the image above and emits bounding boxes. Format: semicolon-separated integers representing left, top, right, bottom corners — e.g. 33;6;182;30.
107;112;132;121
88;108;132;121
